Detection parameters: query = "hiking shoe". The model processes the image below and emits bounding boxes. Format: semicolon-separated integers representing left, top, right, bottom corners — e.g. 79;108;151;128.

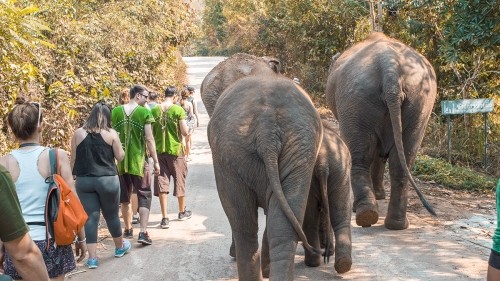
114;240;131;258
137;232;152;245
86;258;99;269
123;228;133;238
178;208;192;220
160;217;170;229
132;215;140;224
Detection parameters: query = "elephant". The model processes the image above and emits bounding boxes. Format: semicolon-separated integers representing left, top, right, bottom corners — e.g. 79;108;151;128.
200;53;280;117
208;74;323;281
325;32;437;230
303;120;352;274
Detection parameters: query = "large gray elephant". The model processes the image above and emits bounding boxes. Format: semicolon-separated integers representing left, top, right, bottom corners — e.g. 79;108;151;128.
325;32;437;230
208;75;323;281
200;53;280;117
303;120;352;274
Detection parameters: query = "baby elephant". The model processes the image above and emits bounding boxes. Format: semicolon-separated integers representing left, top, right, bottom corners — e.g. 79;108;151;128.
302;120;352;274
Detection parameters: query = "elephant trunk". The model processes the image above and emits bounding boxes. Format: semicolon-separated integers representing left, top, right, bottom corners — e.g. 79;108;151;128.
385;85;436;216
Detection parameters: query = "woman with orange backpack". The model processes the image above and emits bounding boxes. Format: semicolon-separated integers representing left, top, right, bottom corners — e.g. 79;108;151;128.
0;98;86;280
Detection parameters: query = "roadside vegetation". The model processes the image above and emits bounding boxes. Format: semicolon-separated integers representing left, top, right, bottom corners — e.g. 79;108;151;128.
199;0;499;189
0;0;199;153
1;0;497;190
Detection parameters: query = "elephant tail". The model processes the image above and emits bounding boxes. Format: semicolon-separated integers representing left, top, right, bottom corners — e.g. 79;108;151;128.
385;84;437;216
264;156;322;256
319;173;332;264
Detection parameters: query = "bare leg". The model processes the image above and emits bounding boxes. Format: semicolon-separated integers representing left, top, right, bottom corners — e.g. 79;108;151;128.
159;193;168;218
131;192;139;217
121;202;132;230
112;236;124;249
87;243;98;259
178;196;185;213
139;207;150;233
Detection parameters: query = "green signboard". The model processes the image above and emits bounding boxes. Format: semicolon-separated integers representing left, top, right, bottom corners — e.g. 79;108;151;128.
441;98;495;168
441;98;494;115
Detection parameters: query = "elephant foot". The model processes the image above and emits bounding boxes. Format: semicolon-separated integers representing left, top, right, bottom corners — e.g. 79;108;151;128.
384;216;409;230
355;203;379;227
334;256;352;274
305;257;321;268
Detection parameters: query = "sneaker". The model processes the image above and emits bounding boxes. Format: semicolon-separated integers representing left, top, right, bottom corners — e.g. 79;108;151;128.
137;232;152;245
178;208;192;220
86;258;99;269
114;240;131;257
160;217;170;229
123;228;133;238
132;215;140;224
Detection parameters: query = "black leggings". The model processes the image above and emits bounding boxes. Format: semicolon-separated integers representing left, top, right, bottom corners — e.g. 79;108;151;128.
75;175;122;243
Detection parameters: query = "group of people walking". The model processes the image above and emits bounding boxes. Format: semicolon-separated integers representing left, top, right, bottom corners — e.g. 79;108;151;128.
0;84;199;280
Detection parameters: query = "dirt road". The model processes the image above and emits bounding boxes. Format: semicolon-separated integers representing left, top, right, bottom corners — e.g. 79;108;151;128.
67;57;494;281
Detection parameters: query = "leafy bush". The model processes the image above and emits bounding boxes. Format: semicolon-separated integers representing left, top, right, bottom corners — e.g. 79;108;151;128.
413;154;497;191
0;0;199;154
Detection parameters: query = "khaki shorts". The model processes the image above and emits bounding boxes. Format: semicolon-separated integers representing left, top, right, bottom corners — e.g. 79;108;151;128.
154;153;187;197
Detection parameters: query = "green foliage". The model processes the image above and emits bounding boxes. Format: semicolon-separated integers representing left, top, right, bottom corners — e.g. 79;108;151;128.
413;154;497;191
199;0;500;179
0;0;199;154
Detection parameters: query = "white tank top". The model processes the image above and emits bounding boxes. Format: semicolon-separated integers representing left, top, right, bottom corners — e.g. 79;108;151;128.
10;146;49;241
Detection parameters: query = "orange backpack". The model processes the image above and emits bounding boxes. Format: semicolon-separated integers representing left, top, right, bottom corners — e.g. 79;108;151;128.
45;148;88;246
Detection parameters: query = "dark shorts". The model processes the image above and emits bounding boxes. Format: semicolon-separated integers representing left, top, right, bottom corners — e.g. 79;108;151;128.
119;164;152;209
490;249;500;270
4;239;75;279
154;153;188;197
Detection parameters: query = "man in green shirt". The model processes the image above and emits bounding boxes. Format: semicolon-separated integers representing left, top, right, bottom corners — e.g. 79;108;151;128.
112;85;160;245
0;164;49;281
151;86;192;229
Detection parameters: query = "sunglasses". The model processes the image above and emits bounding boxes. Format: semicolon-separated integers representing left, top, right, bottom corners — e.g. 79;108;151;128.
31;102;42;126
139;92;149;98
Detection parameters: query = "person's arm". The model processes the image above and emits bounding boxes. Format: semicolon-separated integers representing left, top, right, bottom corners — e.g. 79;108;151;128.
144;124;160;175
2;234;49;281
179;118;190;137
70;129;79;171
192;98;200;127
0;165;49;281
111;129;125;161
56;149;87;262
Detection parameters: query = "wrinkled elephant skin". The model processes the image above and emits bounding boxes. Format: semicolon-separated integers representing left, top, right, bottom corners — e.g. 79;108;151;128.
303;120;352;274
325;32;437;230
208;75;322;281
201;53;280;117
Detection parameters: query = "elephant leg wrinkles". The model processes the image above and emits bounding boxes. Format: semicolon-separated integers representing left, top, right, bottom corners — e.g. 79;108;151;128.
371;157;387;200
351;168;379;227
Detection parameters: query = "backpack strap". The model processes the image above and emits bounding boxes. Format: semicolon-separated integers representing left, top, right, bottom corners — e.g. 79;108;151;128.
48;148;60;175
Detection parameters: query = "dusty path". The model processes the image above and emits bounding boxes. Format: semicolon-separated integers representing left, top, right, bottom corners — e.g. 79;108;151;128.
67;57;494;281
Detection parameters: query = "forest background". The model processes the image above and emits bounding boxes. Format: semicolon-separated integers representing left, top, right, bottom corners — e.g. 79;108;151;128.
1;0;498;188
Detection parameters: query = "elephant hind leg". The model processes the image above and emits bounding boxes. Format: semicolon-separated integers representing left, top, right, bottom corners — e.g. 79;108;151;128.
384;148;410;230
371;157;387;200
352;168;379;227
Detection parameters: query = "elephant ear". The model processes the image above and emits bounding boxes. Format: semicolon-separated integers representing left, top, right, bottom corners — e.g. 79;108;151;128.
328;53;341;74
263;56;281;74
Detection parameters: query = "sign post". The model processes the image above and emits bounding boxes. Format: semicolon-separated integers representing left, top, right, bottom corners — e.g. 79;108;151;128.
441;98;494;168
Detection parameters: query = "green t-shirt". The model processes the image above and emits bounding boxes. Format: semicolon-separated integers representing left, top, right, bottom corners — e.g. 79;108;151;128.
493;178;500;253
0;165;29;242
151;104;186;156
112;105;155;176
